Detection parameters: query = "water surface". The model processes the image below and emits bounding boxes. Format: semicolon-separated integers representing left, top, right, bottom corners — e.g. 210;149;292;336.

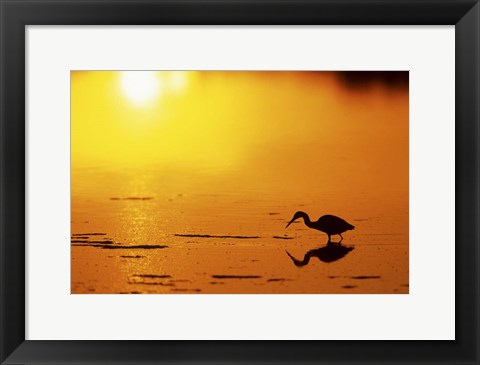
71;71;408;294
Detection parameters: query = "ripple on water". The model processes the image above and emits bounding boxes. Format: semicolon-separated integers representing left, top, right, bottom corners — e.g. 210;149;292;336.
110;197;154;201
175;234;260;239
267;278;291;282
129;274;174;286
132;274;171;279
171;288;202;293
212;275;262;279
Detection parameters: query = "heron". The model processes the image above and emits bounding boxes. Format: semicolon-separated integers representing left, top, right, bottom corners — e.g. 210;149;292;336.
286;211;354;243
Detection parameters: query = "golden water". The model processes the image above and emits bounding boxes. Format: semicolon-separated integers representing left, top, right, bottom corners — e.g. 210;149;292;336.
71;71;408;294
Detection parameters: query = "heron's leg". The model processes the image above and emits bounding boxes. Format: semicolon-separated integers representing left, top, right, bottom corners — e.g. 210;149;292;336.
339;234;343;243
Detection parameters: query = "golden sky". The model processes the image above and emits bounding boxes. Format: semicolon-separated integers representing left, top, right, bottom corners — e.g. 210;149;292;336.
72;71;408;197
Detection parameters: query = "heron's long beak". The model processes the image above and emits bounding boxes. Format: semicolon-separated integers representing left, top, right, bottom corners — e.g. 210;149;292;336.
285;218;296;228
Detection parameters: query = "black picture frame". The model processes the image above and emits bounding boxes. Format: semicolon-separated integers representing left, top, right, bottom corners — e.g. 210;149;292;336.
1;0;478;364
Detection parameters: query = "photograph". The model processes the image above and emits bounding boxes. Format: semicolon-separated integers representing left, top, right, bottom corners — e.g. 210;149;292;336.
2;0;476;361
71;70;409;294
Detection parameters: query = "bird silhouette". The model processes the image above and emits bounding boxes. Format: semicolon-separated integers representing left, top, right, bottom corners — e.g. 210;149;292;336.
286;243;354;266
286;211;354;243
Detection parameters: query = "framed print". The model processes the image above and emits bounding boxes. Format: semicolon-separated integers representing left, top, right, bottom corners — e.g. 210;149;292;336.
0;0;479;364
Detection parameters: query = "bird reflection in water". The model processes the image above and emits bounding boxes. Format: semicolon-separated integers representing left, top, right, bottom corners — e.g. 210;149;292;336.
286;242;354;267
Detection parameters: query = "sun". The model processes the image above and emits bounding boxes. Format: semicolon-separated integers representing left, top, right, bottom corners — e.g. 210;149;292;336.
120;71;161;106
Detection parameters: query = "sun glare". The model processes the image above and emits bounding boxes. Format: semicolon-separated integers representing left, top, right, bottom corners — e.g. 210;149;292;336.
168;72;188;91
121;71;160;105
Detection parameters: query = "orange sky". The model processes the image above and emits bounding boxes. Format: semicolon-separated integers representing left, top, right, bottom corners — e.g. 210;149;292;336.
72;71;408;199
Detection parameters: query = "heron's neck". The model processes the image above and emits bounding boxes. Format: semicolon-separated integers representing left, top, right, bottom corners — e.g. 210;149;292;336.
301;214;313;227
